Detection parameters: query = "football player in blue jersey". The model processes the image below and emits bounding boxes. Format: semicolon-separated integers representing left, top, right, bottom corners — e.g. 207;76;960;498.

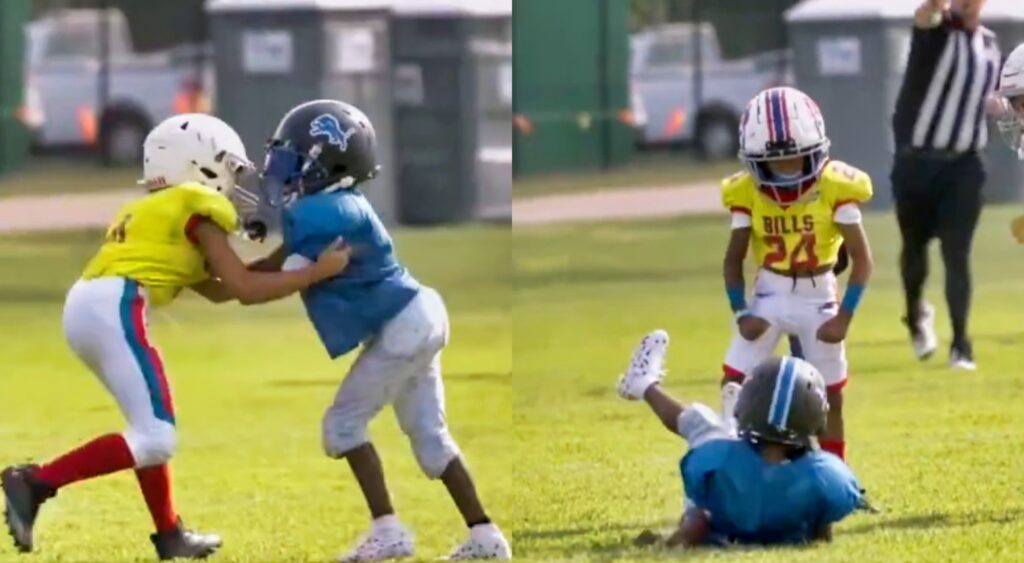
618;330;865;547
247;99;510;562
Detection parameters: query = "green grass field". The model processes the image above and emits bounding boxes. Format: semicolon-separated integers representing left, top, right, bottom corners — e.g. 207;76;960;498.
512;207;1024;562
0;226;510;562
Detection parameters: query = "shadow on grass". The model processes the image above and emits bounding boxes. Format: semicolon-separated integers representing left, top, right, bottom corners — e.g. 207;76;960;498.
267;371;509;388
842;507;1024;536
517;509;1024;560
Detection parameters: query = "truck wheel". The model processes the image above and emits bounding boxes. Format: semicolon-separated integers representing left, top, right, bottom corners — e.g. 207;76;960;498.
696;112;739;161
100;114;149;166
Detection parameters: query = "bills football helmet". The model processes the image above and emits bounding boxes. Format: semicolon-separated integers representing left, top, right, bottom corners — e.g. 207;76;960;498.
734;356;828;449
996;44;1024;158
141;113;254;197
739;87;830;204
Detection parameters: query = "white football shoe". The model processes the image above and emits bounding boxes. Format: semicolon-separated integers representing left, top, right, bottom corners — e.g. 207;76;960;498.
445;523;511;560
720;381;742;435
338;517;414;563
949;346;977;371
617;329;669;400
907;302;938;361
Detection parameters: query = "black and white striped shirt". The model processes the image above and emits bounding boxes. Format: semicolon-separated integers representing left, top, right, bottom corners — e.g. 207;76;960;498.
892;14;1001;153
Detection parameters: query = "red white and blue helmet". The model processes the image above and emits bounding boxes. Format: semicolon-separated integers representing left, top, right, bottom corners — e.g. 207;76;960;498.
738;87;830;204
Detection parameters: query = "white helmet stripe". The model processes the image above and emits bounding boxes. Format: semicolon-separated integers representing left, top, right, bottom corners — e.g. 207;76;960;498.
768;356;798;429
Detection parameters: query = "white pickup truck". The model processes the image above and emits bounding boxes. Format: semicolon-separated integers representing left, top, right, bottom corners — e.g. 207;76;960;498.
24;9;211;164
630;23;792;160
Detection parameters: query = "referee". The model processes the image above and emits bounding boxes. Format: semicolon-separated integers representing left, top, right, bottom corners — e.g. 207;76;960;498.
891;0;1001;370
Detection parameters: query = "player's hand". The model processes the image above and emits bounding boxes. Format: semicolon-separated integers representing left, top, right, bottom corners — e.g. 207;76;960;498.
1011;215;1024;244
737;315;770;341
312;239;351;281
816;311;852;344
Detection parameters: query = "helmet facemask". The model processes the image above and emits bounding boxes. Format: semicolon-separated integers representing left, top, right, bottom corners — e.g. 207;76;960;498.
996;94;1024;157
742;139;830;205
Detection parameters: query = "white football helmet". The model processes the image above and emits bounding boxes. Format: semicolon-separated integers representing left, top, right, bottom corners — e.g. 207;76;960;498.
141;114;255;200
739;87;830;204
996;43;1024;158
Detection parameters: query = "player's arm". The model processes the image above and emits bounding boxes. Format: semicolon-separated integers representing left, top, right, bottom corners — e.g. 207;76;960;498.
247;244;288;272
193;219;349;305
724;227;768;340
190;278;235;304
817;219;872;344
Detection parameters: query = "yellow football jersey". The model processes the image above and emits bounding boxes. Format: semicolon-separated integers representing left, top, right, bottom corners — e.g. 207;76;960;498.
82;183;239;306
721;161;873;271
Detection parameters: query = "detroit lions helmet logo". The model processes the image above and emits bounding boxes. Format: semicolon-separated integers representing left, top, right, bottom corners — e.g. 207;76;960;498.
309;114;356;151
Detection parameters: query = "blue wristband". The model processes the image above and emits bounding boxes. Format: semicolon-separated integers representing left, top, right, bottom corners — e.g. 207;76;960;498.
726;286;747;313
841;283;865;314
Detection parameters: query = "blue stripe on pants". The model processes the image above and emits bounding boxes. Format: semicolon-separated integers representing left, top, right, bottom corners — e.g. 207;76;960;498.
119;279;174;424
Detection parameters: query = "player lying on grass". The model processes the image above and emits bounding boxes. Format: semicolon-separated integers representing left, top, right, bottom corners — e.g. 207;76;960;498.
720;86;874;462
245;99;510;562
1;114;350;560
619;330;865;547
996;44;1024;242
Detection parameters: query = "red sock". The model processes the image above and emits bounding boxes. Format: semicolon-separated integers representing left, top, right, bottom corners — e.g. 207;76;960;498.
136;464;179;532
721;365;745;386
34;433;136;489
820;439;846;460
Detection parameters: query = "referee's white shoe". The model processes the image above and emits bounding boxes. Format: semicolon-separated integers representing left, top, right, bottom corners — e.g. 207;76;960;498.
905;301;938;361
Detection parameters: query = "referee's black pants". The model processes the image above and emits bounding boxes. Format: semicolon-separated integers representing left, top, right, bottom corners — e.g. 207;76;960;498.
890;150;985;351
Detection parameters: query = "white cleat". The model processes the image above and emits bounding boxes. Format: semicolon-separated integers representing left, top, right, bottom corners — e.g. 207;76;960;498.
445;523;511;560
720;382;742;435
338;520;415;563
908;302;938;361
949;349;977;371
617;329;669;400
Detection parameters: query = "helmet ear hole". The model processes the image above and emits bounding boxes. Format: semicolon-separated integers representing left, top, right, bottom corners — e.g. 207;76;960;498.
199;167;219;180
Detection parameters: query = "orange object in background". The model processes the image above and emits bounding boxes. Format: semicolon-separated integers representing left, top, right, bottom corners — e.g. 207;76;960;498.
514;113;534;135
173;77;210;114
617;108;636;127
662;108;686;138
76;105;98;146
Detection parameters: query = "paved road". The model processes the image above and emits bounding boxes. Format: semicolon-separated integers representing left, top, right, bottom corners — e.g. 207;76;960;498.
512;181;720;227
0;190;135;233
0;180;722;234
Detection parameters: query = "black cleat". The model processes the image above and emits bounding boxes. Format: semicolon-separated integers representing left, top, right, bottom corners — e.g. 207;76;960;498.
151;519;222;560
2;464;56;552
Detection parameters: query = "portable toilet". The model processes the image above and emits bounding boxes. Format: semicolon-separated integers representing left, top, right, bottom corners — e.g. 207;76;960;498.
391;0;512;224
207;0;397;223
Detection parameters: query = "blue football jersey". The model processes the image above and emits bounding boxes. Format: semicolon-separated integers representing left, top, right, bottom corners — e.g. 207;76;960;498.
282;188;420;358
677;405;863;545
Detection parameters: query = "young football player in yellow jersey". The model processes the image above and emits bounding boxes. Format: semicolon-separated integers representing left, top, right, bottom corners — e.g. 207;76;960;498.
1;114;349;560
718;87;874;463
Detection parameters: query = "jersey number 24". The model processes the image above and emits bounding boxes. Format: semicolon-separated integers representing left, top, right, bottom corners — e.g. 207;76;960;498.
763;233;819;270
